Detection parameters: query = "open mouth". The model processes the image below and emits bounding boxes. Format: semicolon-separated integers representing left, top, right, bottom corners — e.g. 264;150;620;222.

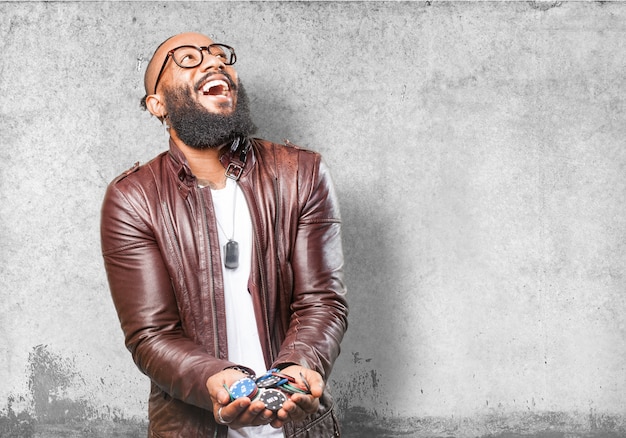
200;79;231;96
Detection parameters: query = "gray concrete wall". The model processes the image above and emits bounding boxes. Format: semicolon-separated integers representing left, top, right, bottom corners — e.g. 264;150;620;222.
2;1;626;437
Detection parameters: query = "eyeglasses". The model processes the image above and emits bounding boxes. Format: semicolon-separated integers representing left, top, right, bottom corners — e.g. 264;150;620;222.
152;44;237;95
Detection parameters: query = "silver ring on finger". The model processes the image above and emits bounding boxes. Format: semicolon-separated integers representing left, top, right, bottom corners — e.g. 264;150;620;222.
217;406;231;424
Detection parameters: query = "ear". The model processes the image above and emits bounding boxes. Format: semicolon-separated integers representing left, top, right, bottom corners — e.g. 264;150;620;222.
145;94;167;121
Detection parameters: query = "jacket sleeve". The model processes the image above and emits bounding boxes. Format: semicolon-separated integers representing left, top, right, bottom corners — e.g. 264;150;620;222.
100;177;235;411
273;154;349;379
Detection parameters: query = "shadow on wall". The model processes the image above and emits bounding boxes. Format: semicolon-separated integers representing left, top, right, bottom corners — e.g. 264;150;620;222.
326;185;404;436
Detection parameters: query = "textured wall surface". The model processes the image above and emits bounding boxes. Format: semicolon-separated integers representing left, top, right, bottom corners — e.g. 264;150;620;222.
1;1;626;437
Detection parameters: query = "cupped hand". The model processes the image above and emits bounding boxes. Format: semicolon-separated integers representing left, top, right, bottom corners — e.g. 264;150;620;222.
206;369;276;428
269;365;324;428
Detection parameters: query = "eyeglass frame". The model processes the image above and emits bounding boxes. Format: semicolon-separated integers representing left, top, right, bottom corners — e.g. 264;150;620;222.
152;43;237;95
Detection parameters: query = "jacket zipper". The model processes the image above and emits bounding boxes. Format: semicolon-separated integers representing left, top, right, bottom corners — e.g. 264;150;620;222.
271;169;282;360
197;188;220;358
255;227;274;362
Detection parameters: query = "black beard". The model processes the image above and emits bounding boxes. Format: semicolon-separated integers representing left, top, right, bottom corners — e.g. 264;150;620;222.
164;80;256;149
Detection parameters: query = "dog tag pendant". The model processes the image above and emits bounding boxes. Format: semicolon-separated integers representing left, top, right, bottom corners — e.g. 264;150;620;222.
224;240;239;269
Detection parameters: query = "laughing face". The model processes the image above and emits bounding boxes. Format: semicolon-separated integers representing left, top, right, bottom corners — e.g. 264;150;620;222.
143;33;255;148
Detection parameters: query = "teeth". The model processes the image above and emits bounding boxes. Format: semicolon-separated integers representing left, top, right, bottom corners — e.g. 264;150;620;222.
202;80;229;95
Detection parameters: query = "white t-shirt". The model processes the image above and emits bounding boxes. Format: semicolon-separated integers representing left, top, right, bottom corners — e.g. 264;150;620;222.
211;178;284;438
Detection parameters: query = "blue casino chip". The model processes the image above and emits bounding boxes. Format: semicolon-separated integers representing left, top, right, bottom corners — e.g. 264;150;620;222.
229;377;259;399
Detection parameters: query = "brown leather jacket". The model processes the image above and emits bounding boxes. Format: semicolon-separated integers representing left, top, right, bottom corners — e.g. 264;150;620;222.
101;138;348;437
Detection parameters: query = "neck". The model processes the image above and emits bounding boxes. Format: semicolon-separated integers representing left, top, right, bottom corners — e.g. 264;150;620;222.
171;133;230;189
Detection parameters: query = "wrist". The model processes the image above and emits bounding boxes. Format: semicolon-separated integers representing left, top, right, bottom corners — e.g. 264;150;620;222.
272;362;299;371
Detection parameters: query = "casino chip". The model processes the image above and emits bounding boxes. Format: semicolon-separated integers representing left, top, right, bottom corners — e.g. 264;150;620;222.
229;377;259;399
280;381;309;394
256;374;283;389
259;389;287;411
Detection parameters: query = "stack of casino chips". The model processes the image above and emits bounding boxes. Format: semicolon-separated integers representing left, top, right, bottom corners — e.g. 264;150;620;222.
225;368;312;412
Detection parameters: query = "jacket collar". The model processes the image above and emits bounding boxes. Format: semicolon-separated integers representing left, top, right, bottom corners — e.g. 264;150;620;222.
167;137;255;189
167;138;195;187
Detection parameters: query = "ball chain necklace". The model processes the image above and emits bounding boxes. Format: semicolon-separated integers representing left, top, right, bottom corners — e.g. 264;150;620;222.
213;135;250;270
214;180;239;270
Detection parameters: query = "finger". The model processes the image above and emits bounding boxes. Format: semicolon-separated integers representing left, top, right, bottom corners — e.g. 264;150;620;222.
245;401;268;422
216;386;233;405
290;393;313;407
273;398;309;424
254;408;276;426
228;399;268;427
288;394;320;420
274;399;295;422
216;406;230;425
287;367;323;398
270;416;286;429
218;398;251;425
300;371;324;398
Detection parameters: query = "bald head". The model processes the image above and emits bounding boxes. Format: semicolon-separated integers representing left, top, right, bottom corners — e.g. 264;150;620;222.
144;32;216;97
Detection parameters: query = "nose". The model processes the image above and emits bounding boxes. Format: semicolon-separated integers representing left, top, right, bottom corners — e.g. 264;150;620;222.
199;48;225;71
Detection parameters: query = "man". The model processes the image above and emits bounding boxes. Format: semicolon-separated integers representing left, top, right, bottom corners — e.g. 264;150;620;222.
100;32;348;437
